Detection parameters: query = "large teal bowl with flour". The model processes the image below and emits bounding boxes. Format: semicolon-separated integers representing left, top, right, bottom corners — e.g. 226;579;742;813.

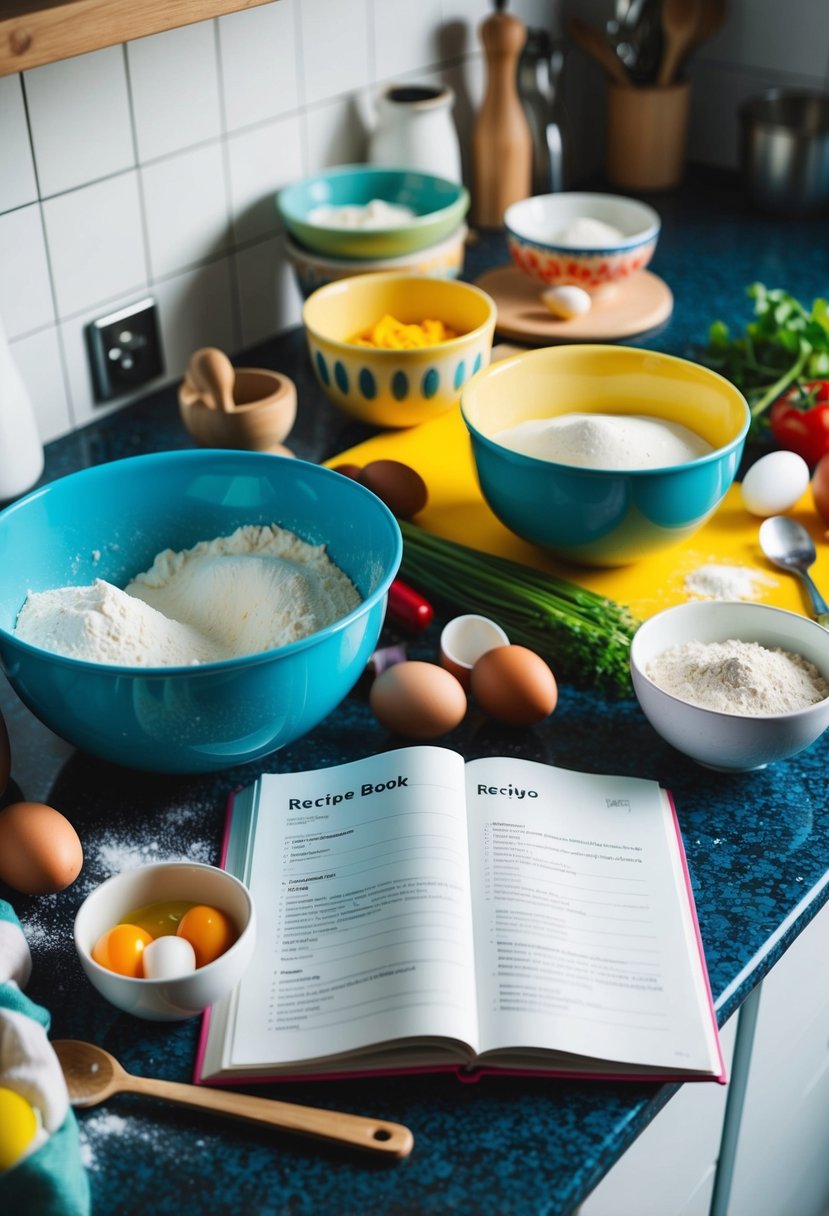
0;450;401;773
461;345;750;568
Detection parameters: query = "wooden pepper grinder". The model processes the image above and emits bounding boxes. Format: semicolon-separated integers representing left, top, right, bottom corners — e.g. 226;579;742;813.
472;0;533;228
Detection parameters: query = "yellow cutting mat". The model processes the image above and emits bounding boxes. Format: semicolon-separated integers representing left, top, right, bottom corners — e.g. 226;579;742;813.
328;403;829;623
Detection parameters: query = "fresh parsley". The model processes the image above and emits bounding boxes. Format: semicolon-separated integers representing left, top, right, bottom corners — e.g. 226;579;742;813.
701;283;829;433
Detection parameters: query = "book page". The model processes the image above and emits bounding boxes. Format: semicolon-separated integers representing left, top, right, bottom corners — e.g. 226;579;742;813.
226;746;479;1069
466;757;719;1074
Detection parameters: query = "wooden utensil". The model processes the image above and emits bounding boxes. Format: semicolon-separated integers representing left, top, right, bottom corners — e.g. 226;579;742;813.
567;16;632;88
53;1039;414;1158
472;1;533;227
688;0;726;54
657;0;701;86
187;347;237;412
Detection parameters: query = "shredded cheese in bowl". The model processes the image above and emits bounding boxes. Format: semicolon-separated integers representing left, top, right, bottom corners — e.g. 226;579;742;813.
349;314;458;350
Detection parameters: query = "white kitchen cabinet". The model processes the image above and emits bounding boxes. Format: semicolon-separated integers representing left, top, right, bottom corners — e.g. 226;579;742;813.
579;1018;736;1216
582;901;829;1216
723;905;829;1216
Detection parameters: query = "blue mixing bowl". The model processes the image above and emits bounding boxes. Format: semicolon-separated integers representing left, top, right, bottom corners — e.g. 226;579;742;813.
0;450;402;773
461;345;751;568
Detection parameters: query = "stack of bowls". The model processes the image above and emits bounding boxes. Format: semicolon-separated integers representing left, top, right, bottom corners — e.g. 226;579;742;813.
276;165;470;296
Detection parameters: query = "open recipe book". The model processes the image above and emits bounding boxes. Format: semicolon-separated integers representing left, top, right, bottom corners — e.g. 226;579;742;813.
195;748;725;1086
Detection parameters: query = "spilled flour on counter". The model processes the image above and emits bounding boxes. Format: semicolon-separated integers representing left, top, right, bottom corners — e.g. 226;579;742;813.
646;638;829;714
684;563;778;602
14;524;360;666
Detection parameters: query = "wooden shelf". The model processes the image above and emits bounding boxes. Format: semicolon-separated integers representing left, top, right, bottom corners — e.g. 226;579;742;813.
0;0;273;76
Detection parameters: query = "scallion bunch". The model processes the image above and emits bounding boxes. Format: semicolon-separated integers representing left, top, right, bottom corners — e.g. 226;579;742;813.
398;522;639;697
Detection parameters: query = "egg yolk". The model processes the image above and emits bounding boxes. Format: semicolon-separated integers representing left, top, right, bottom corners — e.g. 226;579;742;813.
126;899;196;938
176;904;236;968
92;923;153;977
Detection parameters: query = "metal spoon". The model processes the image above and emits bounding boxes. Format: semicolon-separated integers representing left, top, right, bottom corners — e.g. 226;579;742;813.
758;515;829;628
52;1039;414;1158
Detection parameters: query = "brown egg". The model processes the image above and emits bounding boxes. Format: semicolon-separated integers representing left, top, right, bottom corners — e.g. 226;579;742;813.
0;709;9;799
470;645;558;726
358;460;428;519
331;462;362;480
0;801;84;896
370;661;467;739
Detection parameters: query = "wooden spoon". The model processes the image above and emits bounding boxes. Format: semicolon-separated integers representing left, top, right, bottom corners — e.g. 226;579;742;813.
567;16;633;88
688;0;726;53
657;0;702;85
52;1039;414;1159
187;347;237;413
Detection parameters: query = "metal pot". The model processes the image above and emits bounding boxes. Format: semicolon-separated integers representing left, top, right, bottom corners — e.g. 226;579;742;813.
739;88;829;216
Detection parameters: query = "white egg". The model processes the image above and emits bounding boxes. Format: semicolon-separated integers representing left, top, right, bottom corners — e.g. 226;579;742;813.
741;450;811;517
540;285;592;321
142;934;197;980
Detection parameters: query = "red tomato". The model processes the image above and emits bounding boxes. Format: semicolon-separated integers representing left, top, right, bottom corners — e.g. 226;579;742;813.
769;380;829;466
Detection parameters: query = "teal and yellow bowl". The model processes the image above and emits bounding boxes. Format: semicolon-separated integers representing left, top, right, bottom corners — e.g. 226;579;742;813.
0;450;401;773
461;345;750;567
276;165;470;259
303;272;496;428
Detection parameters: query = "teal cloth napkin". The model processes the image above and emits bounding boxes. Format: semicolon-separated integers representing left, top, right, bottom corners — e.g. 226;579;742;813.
0;899;90;1215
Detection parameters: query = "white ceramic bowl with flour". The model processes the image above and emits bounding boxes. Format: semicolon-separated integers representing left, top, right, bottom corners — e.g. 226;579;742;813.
631;601;829;772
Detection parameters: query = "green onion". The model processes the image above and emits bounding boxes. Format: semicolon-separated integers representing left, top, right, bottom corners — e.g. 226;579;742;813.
398;521;639;697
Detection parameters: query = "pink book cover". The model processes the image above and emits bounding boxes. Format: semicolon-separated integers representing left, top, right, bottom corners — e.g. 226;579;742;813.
194;786;726;1088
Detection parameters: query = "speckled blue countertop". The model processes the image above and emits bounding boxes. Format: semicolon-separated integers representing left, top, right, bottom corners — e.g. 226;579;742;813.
2;168;829;1216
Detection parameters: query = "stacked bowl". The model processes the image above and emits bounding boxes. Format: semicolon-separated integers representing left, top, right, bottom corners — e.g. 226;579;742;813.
276;164;470;296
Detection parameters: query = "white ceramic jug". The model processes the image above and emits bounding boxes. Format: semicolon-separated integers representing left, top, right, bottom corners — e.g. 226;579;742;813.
0;315;44;502
368;84;462;184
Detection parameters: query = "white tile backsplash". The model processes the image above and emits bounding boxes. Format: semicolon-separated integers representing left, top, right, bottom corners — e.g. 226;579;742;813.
42;171;148;317
219;2;302;130
153;258;239;384
0;0;826;444
299;0;371;106
127;24;223;162
0;204;54;339
304;93;371;171
235;233;303;348
25;47;134;197
0;76;38;212
227;115;304;246
141;143;230;279
11;327;72;441
370;0;444;82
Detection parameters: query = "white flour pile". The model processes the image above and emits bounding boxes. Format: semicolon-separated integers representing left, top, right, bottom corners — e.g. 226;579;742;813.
14;524;360;667
493;413;712;470
684;563;778;601
646;638;829;715
552;217;624;246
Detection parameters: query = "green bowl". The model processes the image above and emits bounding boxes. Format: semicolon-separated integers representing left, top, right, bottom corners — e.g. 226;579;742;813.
276;165;470;259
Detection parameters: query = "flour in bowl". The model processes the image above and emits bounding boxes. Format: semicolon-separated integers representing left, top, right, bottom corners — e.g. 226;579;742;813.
646;638;829;715
14;524;361;667
493;413;713;470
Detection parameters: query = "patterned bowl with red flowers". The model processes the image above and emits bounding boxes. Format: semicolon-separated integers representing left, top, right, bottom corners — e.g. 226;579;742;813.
504;192;660;295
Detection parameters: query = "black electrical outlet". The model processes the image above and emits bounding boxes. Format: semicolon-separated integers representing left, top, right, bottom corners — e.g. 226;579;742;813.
86;298;164;403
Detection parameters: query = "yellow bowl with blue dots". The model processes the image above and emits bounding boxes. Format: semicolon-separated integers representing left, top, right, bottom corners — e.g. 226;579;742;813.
302;272;496;428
